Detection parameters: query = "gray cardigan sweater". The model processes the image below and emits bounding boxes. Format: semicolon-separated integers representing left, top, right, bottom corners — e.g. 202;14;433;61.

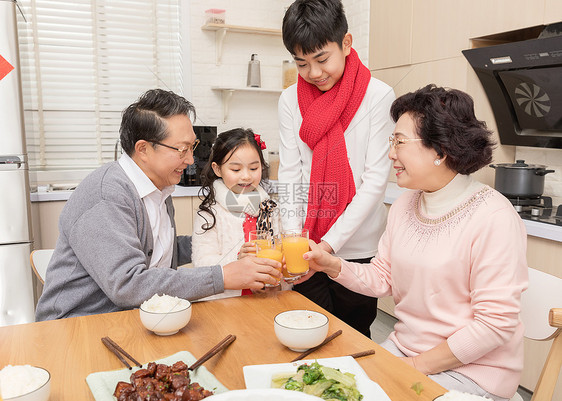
35;161;224;321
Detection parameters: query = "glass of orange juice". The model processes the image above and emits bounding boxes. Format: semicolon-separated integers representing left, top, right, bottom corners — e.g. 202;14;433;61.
249;230;271;254
281;228;309;280
257;237;283;287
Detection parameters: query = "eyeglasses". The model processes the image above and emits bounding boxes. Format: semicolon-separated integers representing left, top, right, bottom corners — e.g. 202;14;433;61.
388;135;423;148
148;139;200;158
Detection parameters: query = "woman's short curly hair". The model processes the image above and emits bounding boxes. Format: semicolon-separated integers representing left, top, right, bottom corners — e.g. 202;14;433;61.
390;84;495;175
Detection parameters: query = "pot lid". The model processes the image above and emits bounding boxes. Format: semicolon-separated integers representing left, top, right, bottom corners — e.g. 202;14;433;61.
491;159;548;169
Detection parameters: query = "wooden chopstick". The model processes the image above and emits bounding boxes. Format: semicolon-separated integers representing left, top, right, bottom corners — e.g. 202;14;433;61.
348;349;376;359
291;329;343;362
189;334;236;371
102;337;132;369
101;336;142;370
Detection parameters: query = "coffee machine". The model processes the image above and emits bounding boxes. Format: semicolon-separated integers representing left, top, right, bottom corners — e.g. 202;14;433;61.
179;125;217;187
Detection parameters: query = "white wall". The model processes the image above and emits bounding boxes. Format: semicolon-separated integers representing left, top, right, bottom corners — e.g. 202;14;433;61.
187;0;370;156
345;0;370;64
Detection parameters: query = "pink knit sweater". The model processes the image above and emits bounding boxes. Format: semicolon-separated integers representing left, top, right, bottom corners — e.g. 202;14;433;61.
335;175;528;398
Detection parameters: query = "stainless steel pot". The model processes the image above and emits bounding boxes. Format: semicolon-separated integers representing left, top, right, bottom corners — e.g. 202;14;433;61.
490;160;555;198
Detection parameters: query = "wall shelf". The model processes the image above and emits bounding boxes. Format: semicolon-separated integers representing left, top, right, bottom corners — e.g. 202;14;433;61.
201;23;282;64
202;23;282;35
211;86;283;122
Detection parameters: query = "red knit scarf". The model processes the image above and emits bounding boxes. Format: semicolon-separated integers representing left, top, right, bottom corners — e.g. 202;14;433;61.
297;48;371;243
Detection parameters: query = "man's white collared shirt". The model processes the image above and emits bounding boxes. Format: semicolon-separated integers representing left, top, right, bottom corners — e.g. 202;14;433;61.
119;154;175;269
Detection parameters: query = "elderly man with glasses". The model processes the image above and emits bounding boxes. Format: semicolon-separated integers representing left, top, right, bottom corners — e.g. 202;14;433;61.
36;89;281;321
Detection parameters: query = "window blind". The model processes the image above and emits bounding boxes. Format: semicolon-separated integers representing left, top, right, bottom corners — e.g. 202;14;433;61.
16;0;183;173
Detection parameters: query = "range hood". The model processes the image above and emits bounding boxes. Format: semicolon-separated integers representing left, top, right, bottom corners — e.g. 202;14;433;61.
463;22;562;149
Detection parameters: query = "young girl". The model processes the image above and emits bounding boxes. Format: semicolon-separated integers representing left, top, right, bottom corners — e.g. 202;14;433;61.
192;128;282;299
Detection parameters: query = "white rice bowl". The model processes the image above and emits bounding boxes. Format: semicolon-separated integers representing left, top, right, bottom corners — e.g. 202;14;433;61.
435;390;493;400
273;310;329;352
0;365;51;400
140;294;190;313
139;294;192;335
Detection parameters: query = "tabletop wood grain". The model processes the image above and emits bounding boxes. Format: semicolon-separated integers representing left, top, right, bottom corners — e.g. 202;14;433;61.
0;291;446;400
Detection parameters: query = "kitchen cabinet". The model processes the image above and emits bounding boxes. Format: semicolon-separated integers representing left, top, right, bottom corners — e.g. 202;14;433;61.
172;197;194;236
31;196;198;251
468;0;545;39
369;0;412;70
410;0;471;65
545;0;562;24
369;0;471;68
372;57;468;98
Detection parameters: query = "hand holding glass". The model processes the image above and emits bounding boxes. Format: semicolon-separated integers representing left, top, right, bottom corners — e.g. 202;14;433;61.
248;230;271;255
256;237;283;287
282;229;309;280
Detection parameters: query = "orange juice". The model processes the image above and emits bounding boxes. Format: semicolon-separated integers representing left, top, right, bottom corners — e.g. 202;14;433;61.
257;247;283;263
257;248;283;286
282;236;309;274
253;239;271;251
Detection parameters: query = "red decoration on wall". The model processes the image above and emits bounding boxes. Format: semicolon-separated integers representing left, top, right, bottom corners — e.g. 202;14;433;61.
0;55;15;81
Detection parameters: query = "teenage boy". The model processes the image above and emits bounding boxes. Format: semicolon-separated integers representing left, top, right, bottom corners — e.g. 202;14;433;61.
278;0;395;337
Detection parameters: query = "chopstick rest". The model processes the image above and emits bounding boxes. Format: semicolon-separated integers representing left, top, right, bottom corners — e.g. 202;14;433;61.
189;334;236;371
291;329;343;362
101;336;142;370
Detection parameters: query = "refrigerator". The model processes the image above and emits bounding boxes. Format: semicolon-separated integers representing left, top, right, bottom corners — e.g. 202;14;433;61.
0;0;36;326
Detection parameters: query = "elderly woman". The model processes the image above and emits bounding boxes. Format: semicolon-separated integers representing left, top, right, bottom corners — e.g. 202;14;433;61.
303;84;528;400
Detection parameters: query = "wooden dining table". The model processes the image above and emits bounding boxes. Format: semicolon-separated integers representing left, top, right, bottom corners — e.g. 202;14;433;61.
0;290;446;400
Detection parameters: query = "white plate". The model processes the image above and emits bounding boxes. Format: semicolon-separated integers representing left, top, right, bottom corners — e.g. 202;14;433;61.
205;388;321;400
86;351;228;401
243;356;391;400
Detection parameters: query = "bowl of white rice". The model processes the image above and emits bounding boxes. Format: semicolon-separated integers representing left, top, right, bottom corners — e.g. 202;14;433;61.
0;365;50;401
434;390;493;400
139;294;192;336
274;310;329;352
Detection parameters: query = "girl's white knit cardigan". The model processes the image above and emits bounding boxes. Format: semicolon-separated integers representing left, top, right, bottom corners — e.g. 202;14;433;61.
191;180;283;301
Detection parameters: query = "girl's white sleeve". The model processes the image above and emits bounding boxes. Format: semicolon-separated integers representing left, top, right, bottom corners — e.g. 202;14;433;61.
192;210;227;267
191;209;243;301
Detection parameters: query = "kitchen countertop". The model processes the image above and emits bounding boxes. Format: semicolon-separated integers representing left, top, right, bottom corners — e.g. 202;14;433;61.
30;185;203;201
30;181;562;243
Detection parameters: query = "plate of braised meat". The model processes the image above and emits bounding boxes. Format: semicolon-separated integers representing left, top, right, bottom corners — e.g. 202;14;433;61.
86;351;228;401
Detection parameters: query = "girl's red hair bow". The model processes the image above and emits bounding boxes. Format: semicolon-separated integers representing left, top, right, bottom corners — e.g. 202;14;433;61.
254;133;266;150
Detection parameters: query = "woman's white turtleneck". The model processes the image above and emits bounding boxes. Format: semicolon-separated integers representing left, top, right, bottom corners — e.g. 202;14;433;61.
419;174;485;217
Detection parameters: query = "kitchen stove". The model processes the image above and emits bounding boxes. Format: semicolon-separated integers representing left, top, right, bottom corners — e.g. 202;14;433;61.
508;196;562;226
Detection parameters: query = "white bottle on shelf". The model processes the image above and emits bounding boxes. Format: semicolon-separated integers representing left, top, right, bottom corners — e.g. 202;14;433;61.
247;54;261;88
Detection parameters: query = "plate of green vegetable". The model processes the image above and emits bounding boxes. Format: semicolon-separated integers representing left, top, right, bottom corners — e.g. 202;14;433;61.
243;356;391;401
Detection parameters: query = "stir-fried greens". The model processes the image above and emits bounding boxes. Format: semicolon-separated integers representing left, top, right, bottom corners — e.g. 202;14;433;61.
271;361;363;401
